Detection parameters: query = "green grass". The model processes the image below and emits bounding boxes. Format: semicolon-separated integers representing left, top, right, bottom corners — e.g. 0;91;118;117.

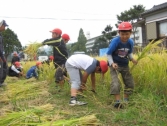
0;72;167;125
1;38;167;125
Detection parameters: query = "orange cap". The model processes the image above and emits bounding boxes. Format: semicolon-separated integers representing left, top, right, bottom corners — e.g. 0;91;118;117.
62;33;70;41
49;55;54;60
118;22;132;30
14;61;20;67
36;61;42;66
100;60;108;74
50;28;62;35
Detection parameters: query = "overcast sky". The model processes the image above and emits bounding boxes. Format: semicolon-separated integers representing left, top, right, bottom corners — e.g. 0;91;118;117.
0;0;167;46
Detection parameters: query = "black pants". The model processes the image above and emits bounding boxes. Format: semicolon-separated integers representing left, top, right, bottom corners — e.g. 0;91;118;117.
8;69;21;77
54;64;67;83
0;61;8;84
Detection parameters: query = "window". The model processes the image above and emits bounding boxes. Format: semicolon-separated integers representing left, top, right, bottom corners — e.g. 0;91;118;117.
158;20;167;37
135;36;139;40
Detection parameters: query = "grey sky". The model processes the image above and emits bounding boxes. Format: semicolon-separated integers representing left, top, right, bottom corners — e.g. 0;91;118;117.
0;0;167;46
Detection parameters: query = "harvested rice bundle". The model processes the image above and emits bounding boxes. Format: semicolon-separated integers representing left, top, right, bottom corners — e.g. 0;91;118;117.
38;114;100;126
24;42;43;59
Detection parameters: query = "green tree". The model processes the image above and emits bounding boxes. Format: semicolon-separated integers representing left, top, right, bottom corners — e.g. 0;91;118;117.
92;37;108;55
66;43;73;56
116;4;145;44
90;25;117;55
102;25;117;42
71;28;87;53
2;28;22;58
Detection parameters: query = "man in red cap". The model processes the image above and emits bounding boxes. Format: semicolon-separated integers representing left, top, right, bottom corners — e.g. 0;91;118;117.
65;54;108;106
42;29;68;88
0;20;8;86
8;61;24;77
107;22;138;109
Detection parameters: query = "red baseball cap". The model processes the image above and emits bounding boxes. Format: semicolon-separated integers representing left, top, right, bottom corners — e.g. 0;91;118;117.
14;62;21;67
36;61;42;66
49;55;54;60
62;34;70;41
50;28;62;35
100;60;108;74
118;22;132;30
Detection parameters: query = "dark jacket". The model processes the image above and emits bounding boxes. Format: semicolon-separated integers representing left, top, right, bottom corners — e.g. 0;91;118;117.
42;36;68;67
0;33;5;61
11;56;20;64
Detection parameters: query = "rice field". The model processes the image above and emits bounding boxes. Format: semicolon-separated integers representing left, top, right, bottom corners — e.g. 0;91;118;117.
0;39;167;125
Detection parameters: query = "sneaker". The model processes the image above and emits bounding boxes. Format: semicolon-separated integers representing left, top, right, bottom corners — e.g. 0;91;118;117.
124;98;129;102
114;100;123;109
69;99;87;106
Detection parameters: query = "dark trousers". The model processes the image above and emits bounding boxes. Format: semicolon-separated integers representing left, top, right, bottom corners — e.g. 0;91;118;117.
0;61;7;84
8;69;21;77
54;64;67;83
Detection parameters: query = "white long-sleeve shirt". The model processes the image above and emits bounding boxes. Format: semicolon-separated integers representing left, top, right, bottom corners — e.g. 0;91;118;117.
11;65;20;74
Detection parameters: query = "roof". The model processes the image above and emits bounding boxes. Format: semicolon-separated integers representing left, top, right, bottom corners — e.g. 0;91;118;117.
142;2;167;16
133;19;145;26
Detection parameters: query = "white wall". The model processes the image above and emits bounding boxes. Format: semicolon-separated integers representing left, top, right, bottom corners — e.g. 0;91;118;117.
130;27;143;46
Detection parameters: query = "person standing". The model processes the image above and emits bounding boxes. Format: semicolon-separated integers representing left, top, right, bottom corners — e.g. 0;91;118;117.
106;22;137;108
42;28;68;89
0;20;8;87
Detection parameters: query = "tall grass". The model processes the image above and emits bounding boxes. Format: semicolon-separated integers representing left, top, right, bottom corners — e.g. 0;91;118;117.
0;39;167;125
131;52;167;95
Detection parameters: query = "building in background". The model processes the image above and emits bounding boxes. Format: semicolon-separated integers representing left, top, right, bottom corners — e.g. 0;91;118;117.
86;31;91;40
136;2;167;47
85;35;102;52
130;27;143;46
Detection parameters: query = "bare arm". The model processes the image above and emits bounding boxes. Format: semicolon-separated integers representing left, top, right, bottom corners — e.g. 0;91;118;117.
91;72;95;91
81;71;89;90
